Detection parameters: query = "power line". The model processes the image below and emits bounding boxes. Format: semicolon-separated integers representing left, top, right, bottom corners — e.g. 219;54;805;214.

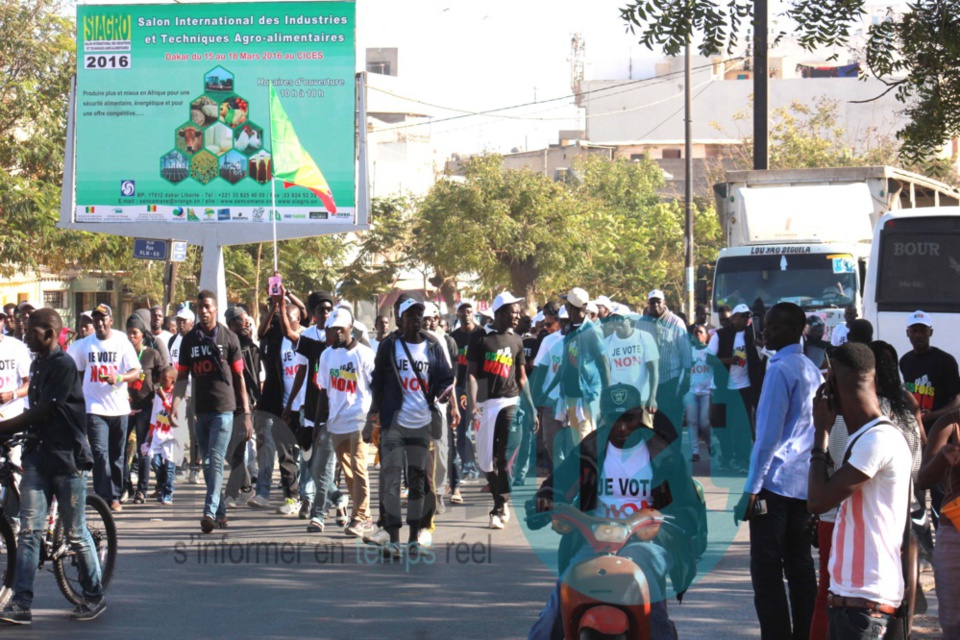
369;58;739;132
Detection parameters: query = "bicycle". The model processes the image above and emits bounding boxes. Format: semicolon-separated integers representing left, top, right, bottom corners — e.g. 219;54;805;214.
0;434;118;607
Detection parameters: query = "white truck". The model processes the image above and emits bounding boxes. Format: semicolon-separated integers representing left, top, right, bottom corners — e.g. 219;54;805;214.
711;166;960;337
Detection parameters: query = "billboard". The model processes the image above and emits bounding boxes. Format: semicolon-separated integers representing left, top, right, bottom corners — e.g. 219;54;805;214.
74;2;357;225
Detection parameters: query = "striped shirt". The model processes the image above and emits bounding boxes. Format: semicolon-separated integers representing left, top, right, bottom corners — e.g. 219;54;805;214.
829;418;912;607
640;311;691;384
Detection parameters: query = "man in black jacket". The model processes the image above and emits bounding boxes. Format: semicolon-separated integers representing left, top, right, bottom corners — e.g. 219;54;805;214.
224;306;260;508
528;383;706;639
366;298;454;556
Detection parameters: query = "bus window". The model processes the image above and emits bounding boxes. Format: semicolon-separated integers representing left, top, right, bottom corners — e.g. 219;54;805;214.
876;217;960;311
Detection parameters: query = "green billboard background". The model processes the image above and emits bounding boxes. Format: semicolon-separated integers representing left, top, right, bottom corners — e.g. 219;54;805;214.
75;1;356;224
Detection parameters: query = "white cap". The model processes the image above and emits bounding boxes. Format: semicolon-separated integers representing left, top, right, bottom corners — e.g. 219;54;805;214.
593;295;613;310
732;303;751;315
647;289;665;301
176;307;195;321
17;300;41;312
533;311;545;323
558;306;569;319
585;302;599;315
398;298;425;317
907;310;932;328
609;303;631;316
325;307;353;329
562;287;590;309
353;320;369;334
478;307;494;319
492;291;522;313
423;302;440;318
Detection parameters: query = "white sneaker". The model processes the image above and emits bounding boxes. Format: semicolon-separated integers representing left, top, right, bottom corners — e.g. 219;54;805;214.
364;527;390;546
335;493;350;526
187;469;200;485
277;498;301;515
418;529;433;548
247;494;270;508
489;513;504;530
500;502;510;524
224;496;238;509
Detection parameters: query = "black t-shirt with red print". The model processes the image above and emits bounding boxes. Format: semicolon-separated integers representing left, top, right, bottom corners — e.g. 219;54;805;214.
176;323;244;414
468;329;525;400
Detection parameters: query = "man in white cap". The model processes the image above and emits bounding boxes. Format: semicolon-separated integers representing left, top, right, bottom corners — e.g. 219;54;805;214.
641;289;691;437
899;309;960;539
67;304;141;512
707;303;764;469
466;291;527;529
367;296;455;556
552;287;610;443
168;306;200;483
316;307;376;537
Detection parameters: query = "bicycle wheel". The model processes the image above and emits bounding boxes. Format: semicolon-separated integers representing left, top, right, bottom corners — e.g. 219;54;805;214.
53;494;117;606
0;516;15;608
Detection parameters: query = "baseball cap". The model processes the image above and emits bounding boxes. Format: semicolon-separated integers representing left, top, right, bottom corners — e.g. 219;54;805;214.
17;300;41;312
732;303;751;315
478;307;494;320
593;295;613;310
492;291;522;313
423;302;440;318
398;298;425;317
456;301;474;311
92;303;112;317
561;287;590;309
558;306;569;320
609;303;631;317
80;310;94;320
907;310;932;328
600;383;644;425
647;289;665;301
533;311;545;323
308;290;336;310
325;307;353;329
585;302;599;315
224;306;246;324
176;307;195;322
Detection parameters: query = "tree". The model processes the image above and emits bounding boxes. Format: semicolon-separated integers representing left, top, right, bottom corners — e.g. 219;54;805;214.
416;155;588;308
707;96;960;184
338;195;419;308
619;0;960;159
572;154;723;307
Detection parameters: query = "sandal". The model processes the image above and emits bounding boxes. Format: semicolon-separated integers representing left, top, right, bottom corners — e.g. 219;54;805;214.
450;492;464;504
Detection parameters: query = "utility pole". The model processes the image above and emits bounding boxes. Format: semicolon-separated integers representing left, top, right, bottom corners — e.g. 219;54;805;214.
753;0;769;170
684;45;695;321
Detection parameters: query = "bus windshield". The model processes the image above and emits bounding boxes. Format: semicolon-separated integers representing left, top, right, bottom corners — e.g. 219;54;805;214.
877;216;960;311
714;253;857;312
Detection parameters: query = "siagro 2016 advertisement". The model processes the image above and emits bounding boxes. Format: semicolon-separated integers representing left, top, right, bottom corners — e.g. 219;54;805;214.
75;2;356;225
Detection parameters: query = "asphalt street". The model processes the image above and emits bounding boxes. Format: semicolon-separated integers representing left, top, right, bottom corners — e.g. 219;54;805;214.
5;454;942;639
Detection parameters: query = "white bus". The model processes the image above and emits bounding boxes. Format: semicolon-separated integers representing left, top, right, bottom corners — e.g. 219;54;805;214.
863;207;960;359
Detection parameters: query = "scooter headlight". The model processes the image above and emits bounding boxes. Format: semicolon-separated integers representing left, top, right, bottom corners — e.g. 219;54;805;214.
593;522;631;544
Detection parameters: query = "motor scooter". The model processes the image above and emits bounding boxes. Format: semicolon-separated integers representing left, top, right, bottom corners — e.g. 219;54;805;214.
527;501;671;640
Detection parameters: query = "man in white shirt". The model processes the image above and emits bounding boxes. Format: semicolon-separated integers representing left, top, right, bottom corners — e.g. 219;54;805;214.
317;308;376;537
808;342;912;639
829;305;858;347
603;309;659;421
67;304;141;512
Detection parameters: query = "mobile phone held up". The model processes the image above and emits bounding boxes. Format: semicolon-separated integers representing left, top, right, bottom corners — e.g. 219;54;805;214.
268;275;282;297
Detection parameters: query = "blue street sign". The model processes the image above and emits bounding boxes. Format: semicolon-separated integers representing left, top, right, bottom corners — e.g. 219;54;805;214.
133;238;168;261
171;241;187;262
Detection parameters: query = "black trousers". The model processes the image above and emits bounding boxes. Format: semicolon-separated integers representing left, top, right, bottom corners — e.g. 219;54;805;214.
749;488;817;640
485;405;516;515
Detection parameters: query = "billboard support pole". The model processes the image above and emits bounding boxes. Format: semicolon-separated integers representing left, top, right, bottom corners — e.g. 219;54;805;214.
199;242;227;319
60;76;77;224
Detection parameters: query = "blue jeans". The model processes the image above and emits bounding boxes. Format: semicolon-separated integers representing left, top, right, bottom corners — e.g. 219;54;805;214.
827;607;890;639
152;454;176;499
195;411;233;520
14;454;103;608
308;426;341;521
86;413;128;502
528;541;675;640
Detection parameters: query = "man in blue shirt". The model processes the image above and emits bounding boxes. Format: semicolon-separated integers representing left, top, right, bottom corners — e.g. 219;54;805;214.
734;302;820;639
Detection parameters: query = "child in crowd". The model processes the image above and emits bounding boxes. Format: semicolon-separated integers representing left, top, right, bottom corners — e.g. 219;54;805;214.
685;324;715;463
144;366;180;505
